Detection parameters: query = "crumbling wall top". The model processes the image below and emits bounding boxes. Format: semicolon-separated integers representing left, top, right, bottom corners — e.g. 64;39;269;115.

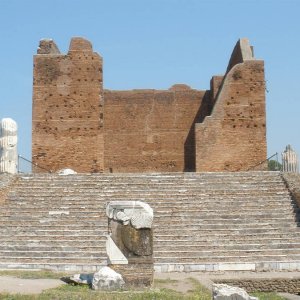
37;39;60;55
226;38;254;73
68;37;93;52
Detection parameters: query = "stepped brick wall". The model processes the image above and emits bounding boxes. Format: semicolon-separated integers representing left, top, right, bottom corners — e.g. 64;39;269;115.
32;37;266;173
195;39;266;171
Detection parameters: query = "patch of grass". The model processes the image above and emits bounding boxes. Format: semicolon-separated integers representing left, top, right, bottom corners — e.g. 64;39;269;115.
0;270;68;279
186;277;212;300
154;278;179;285
251;291;288;300
0;285;186;300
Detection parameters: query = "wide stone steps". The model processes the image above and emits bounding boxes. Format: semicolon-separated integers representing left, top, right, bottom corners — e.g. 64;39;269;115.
0;171;300;272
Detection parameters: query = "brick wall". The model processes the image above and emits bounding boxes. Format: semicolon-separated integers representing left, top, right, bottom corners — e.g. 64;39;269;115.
195;39;266;171
104;87;210;172
32;38;104;173
32;37;266;173
215;278;300;294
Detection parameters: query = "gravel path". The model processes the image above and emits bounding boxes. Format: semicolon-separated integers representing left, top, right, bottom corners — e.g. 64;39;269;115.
0;276;65;295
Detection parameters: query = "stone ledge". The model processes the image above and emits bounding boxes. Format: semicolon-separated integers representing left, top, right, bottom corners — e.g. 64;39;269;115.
154;261;300;273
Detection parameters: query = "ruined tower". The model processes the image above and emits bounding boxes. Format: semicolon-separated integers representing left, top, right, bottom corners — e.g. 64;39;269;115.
32;37;266;173
32;37;104;172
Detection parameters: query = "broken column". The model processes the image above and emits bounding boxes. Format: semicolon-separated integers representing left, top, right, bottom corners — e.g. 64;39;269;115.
0;118;18;174
282;145;299;173
106;201;154;286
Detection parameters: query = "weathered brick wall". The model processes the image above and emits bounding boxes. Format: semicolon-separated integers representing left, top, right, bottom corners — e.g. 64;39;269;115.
195;39;266;171
32;38;104;173
32;37;266;173
104;87;210;172
110;261;154;287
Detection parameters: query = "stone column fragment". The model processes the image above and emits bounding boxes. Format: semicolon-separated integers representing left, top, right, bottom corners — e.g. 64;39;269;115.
105;201;154;287
0;118;18;174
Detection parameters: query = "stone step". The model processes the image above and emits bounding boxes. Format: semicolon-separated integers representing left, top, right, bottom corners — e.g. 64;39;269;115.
154;234;300;242
0;241;298;252
4;207;295;215
0;220;298;230
153;227;300;234
0;245;106;252
7;195;290;202
14;177;285;182
0;235;104;241
0;215;297;226
9;189;289;195
154;242;300;251
155;254;300;263
16;173;283;178
154;233;300;239
5;202;293;210
17;180;279;185
0;257;105;263
0;250;105;258
0;262;101;272
0;230;107;236
2;217;295;225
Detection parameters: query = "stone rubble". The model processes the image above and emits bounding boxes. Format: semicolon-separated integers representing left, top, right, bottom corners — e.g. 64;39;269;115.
92;266;125;290
63;266;125;291
213;284;258;300
106;201;153;229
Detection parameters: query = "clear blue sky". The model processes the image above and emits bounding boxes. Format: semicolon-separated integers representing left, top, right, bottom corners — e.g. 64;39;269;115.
0;0;299;166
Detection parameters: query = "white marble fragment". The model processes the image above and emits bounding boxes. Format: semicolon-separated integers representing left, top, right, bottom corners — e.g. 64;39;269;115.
106;201;153;229
213;284;258;300
92;266;125;290
106;235;128;265
58;168;77;175
0;118;18;174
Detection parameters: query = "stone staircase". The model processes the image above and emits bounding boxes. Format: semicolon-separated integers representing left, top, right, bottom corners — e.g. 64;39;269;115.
0;171;299;272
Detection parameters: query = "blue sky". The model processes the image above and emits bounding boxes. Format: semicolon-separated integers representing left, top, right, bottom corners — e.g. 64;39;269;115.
0;0;299;167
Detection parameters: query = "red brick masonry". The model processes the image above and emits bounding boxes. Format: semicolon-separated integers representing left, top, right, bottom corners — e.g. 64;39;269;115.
32;38;266;173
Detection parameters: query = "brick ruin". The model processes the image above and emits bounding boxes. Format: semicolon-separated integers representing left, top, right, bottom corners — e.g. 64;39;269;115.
32;37;266;173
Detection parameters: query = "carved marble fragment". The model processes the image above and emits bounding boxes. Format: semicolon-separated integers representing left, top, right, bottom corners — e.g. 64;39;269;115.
0;118;18;174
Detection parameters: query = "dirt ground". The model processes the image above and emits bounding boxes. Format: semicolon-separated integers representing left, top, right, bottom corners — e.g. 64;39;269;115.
0;276;65;295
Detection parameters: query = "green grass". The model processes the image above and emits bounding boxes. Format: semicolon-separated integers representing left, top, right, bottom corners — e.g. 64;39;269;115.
185;277;211;300
0;270;290;300
251;291;288;300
